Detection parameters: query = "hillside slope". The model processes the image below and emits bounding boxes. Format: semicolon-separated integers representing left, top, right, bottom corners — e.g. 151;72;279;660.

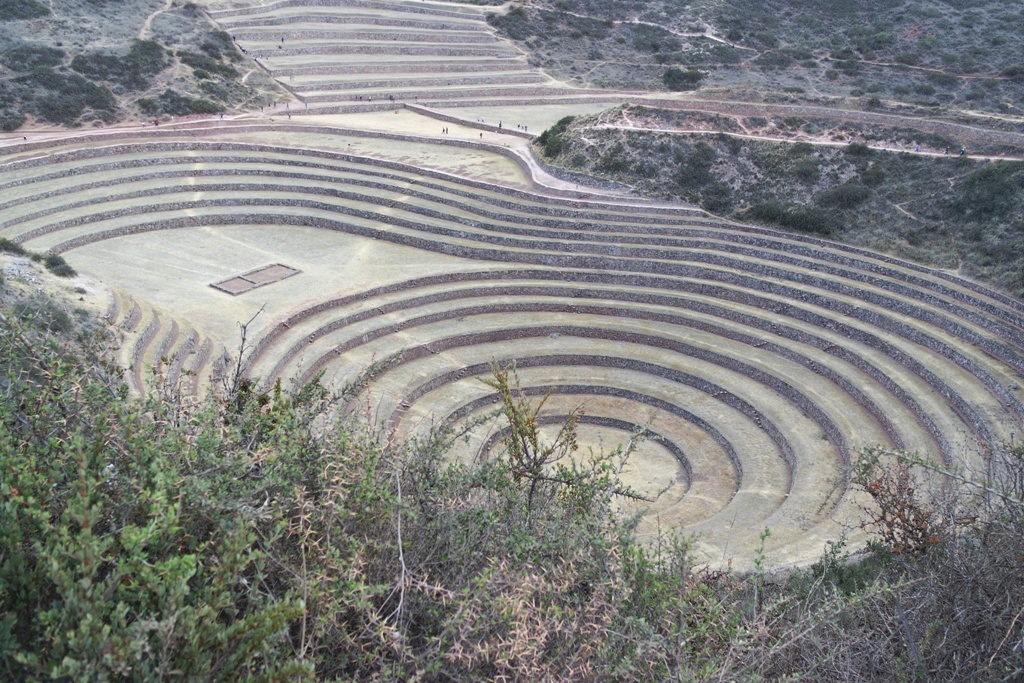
0;0;283;130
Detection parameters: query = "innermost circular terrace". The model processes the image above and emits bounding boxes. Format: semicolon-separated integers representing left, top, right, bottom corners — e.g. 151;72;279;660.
1;0;1022;570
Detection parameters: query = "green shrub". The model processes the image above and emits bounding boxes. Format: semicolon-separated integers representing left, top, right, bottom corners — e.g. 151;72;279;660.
632;24;681;53
844;142;873;156
0;0;48;20
189;98;220;115
486;6;535;41
143;90;190;116
926;71;960;87
948;161;1024;220
0;44;65;72
816;182;871;209
68;39;167;91
209;30;234;51
701;181;734;213
43;253;76;278
792;157;820;182
534;115;575;158
749;201;834;234
177;51;237;78
860;163;885;186
755;50;795;69
596;141;630;173
708;43;744;64
198;79;234;99
674;141;716;190
662;67;705;91
18;68;117;125
1003;64;1024;81
0;238;27;256
139;89;219;117
717;132;744;155
0;109;25;132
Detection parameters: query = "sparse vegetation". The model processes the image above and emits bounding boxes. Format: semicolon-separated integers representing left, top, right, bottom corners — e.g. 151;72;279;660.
0;5;278;131
0;45;65;72
138;88;221;117
71;40;169;91
534;114;575;157
1;240;76;278
178;50;238;79
0;0;49;21
39;253;76;278
662;66;705;91
16;68;118;126
488;0;1024;113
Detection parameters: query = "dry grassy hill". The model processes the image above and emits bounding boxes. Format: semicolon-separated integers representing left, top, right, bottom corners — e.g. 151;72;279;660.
0;0;284;129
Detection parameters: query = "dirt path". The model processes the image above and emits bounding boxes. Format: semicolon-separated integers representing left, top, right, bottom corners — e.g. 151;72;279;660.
139;0;175;41
590;123;1024;161
839;56;1010;81
551;7;756;53
891;202;921;222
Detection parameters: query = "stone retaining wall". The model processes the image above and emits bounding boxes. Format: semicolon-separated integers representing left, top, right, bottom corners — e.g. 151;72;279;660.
430;379;710;481
404;103;533;139
285;303;841;475
252;44;515;58
297;73;546;92
167;329;197;389
224;15;479;31
240;30;496;44
302;84;574;103
0;135;652;211
210;0;486;21
274;60;528;76
427;371;739;486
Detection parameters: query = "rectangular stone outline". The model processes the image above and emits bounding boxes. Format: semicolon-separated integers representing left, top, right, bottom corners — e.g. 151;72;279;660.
211;263;300;296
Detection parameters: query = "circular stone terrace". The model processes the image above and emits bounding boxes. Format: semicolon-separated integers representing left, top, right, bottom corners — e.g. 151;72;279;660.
1;0;1022;570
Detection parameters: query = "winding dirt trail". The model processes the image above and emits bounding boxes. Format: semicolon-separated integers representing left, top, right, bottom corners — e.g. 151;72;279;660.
138;0;175;41
590;123;1024;161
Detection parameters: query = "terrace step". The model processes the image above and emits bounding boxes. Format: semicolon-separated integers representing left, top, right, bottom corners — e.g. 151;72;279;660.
101;287;225;399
